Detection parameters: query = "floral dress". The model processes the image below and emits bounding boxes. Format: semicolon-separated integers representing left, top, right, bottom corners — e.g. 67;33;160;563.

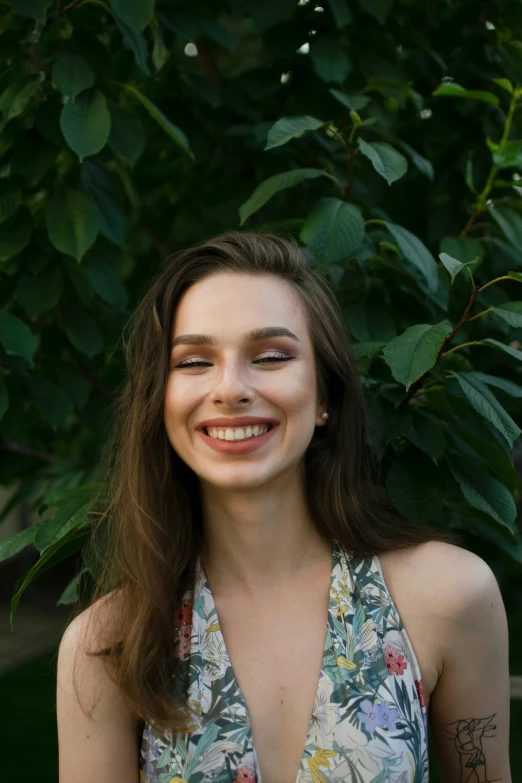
140;541;429;783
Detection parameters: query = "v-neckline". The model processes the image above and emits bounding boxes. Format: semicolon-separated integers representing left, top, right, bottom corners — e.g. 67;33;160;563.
195;541;339;783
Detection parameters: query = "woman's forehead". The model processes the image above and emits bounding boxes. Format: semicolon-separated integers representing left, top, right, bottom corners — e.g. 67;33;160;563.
172;273;309;337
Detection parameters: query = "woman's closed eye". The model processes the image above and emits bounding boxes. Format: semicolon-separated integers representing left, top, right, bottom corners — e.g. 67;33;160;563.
173;353;295;368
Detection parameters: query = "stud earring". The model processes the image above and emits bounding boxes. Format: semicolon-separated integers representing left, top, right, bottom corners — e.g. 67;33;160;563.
321;411;329;421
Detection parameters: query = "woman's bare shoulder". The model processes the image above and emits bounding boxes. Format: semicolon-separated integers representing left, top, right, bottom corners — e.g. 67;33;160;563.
57;589;140;783
403;539;493;588
384;539;499;635
60;589;123;654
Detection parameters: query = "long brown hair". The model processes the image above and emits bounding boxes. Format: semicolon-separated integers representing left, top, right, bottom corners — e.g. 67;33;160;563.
74;231;462;736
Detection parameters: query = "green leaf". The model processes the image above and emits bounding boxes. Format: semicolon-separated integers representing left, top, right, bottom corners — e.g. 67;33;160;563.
0;523;38;563
408;412;447;464
198;18;236;52
357;138;408;185
486;136;498;154
81;160;129;246
453;371;521;447
264;116;325;150
358;0;393;24
10;526;90;630
447;455;516;533
0;376;8;420
386;452;444;524
52;55;95;101
57;570;86;605
482;337;522;363
492;141;522;169
108;0;154;33
60;89;111;160
489;204;522;248
328;89;370;112
49;482;102;509
35;95;64;146
89;257;128;309
450;424;517;492
463;371;522;398
0;74;44;121
465;150;476;193
439;252;480;284
507;271;522;284
490;77;513;94
366;76;423;112
47;188;98;262
432;82;500;106
491;301;522;327
16;269;63;318
385;222;439;293
0;311;38;365
327;0;352;27
299;197;365;264
32;374;74;427
397;141;434;181
382;320;453;391
64;303;104;358
440;235;484;265
0;186;21;224
112;12;150;75
58;366;90;411
239;168;325;225
124;85;194;161
35;500;91;554
353;342;386;359
310;39;351;83
108;103;146;164
151;19;169;71
0;208;33;262
249;0;296;32
10;0;52;22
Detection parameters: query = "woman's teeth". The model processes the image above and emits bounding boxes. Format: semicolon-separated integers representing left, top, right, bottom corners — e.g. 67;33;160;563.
206;425;271;441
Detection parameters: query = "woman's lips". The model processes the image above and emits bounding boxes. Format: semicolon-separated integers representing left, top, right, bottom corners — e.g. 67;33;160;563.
196;424;279;454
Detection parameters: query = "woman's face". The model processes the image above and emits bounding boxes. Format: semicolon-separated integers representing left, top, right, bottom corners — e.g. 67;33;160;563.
164;272;327;490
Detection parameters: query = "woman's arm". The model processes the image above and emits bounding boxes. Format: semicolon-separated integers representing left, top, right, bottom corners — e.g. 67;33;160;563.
56;597;141;783
428;545;511;782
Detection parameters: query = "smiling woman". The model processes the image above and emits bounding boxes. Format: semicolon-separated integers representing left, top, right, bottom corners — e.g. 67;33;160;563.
55;232;510;783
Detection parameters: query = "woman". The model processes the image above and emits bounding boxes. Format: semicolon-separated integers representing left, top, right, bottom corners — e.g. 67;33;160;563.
56;232;511;782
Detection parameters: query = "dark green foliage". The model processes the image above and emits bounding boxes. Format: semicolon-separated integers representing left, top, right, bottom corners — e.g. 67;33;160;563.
2;0;522;621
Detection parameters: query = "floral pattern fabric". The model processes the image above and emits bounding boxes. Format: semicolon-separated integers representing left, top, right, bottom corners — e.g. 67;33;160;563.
140;541;429;783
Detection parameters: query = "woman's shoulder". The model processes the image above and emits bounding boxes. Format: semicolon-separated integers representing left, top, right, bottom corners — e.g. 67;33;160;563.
380;539;500;630
60;588;124;656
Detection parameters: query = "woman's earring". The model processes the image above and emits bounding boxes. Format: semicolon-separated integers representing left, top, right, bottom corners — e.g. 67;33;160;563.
321;411;329;421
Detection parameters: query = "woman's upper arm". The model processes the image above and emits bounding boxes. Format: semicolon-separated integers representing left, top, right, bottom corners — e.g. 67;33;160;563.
428;547;511;782
56;598;141;783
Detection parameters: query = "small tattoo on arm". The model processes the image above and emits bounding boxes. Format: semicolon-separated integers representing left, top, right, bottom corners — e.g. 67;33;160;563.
441;713;501;783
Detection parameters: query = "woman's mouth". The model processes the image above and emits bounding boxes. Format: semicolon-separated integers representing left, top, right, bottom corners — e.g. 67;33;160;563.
204;423;273;441
197;423;279;454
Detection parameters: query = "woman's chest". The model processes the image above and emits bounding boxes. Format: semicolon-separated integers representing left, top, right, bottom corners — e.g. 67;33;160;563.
213;585;330;783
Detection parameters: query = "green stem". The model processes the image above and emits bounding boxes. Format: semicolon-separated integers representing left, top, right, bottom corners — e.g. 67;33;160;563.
466;308;492;323
441;340;485;357
461;86;520;235
321;170;346;193
478;274;515;293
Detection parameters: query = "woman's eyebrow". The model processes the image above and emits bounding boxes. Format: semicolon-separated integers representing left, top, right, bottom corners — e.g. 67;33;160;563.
171;326;300;348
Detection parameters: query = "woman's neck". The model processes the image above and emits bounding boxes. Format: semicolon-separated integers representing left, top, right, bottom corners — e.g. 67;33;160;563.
198;472;331;595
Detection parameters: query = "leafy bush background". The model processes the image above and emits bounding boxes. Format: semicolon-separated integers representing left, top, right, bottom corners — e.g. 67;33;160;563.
1;0;522;660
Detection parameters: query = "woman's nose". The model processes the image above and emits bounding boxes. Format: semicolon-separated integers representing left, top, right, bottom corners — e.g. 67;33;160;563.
211;362;253;406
